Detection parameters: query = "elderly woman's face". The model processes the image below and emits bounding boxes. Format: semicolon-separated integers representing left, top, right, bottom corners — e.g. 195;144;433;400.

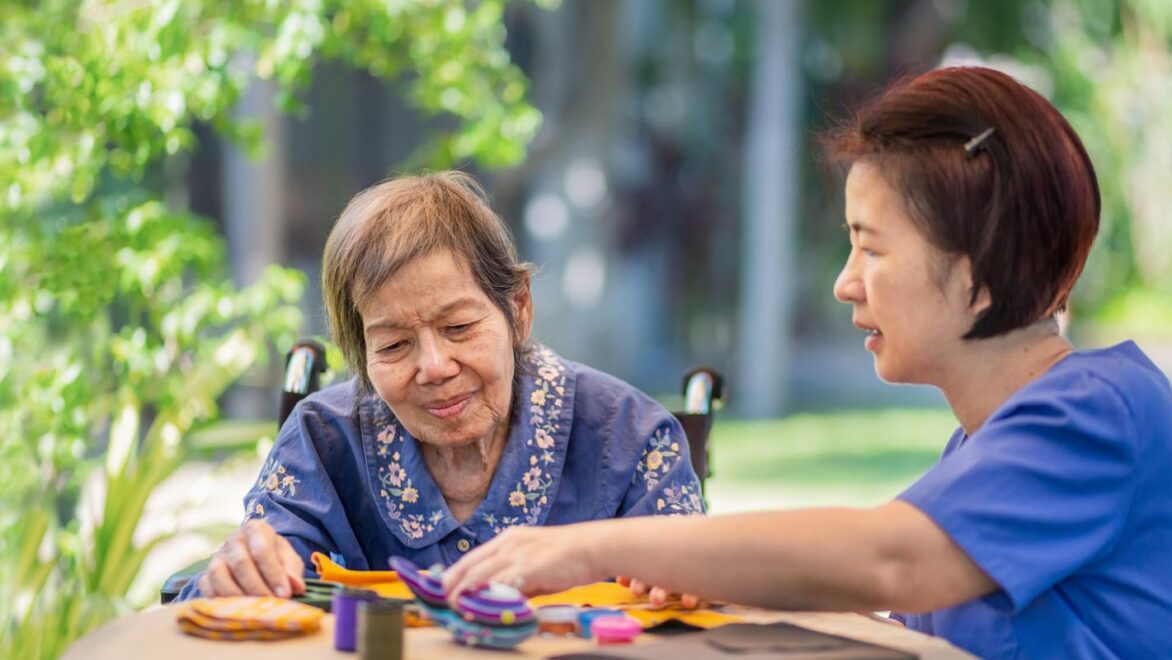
359;251;532;449
833;162;986;386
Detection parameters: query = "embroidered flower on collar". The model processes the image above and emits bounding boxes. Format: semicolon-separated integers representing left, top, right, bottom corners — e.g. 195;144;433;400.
371;415;445;541
482;513;520;531
484;347;567;534
366;347;571;541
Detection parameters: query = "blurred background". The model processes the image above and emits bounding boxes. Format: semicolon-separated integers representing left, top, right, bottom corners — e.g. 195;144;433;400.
3;0;1170;656
212;0;1172;411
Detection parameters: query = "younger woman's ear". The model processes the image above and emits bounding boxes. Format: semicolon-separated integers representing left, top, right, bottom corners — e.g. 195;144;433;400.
969;285;992;317
952;255;991;318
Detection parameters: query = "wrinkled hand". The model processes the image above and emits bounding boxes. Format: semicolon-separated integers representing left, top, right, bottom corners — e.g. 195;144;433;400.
617;576;701;609
442;525;600;607
197;519;306;598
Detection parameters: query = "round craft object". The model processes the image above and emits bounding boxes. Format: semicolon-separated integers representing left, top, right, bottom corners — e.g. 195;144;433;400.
578;608;623;639
456;584;535;626
187;596;323;632
389;556;538;649
425;607;538;649
389;556;447;608
536;605;581;636
476;582;526;604
590;615;642;645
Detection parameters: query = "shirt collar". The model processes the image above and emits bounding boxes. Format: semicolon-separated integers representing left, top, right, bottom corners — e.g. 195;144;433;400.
361;346;577;549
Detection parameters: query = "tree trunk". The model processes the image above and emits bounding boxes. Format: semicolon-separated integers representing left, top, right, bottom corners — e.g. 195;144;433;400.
736;0;803;417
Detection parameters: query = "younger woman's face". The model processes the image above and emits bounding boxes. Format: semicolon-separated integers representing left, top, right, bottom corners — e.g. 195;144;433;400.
832;162;984;385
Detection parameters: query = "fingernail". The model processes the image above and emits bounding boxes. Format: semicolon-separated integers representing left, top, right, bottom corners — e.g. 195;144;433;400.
276;585;289;597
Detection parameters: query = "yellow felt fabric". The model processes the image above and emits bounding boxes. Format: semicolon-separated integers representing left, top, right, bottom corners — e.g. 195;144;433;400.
622;607;744;630
532;583;744;630
530;581;645;607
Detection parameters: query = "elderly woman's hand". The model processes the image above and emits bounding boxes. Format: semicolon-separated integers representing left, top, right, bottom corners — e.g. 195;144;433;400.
197;519;306;598
442;524;603;606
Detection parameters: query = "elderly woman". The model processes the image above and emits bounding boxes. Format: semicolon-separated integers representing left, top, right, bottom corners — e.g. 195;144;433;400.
180;171;703;600
443;67;1172;658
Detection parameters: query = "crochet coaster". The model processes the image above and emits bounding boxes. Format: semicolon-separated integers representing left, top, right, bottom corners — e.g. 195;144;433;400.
177;596;323;640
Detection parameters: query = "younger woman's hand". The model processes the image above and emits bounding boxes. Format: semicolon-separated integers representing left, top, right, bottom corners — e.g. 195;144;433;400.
442;524;602;606
617;575;701;609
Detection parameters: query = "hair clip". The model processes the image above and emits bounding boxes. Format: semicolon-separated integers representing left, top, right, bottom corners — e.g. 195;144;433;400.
964;127;996;156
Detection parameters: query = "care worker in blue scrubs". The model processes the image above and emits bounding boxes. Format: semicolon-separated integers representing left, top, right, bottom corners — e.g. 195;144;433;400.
443;66;1172;659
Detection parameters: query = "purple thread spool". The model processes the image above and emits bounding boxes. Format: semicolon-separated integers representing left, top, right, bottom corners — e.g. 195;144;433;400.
334;587;377;652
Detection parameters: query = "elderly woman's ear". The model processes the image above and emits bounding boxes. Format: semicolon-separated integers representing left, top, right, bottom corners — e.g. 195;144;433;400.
512;272;535;345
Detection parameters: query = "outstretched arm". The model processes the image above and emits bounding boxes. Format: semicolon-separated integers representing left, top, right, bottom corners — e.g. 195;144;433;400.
443;500;996;612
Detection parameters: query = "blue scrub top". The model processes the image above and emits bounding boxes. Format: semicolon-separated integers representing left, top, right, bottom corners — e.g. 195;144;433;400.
178;346;703;600
895;342;1172;658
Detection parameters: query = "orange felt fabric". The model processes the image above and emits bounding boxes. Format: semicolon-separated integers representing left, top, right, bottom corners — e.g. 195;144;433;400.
310;552;414;600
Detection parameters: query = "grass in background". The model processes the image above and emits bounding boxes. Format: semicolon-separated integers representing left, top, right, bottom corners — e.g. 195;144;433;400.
703;408;958;513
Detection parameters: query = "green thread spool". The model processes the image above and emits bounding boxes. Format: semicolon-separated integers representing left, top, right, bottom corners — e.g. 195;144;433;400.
357;598;404;660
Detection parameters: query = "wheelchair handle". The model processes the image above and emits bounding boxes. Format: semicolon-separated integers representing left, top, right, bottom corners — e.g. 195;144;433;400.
682;367;724;415
279;339;328;427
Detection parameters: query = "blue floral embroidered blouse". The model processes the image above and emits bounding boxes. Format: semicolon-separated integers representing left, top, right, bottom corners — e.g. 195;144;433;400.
178;346;703;599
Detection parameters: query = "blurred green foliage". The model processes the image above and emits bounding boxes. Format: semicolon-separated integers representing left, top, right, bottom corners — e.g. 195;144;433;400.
0;0;545;657
706;408;957;510
1034;0;1172;336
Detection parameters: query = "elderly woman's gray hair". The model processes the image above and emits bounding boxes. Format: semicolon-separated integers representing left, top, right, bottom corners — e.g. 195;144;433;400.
322;171;534;396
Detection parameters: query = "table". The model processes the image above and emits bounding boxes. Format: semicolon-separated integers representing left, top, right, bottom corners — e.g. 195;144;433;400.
64;604;974;659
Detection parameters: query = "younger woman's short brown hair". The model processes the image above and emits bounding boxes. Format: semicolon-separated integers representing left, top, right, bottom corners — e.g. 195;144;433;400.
321;171;534;396
822;66;1101;339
